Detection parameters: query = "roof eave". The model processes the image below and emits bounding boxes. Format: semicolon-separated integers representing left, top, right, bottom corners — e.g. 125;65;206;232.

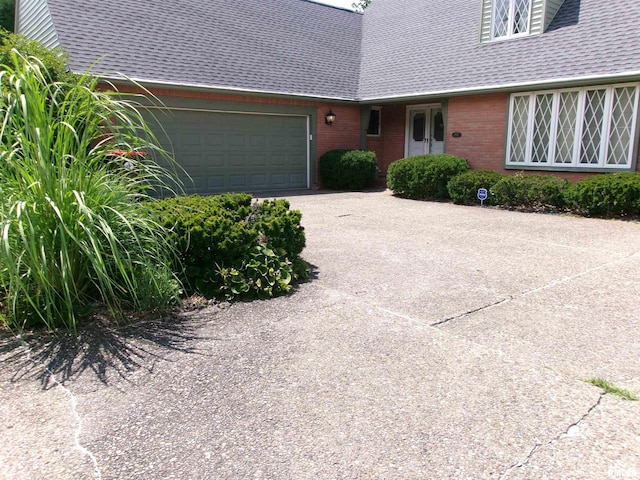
100;75;358;104
359;70;640;104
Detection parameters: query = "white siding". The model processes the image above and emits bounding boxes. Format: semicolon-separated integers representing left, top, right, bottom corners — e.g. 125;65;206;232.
530;0;545;35
16;0;59;49
480;0;493;43
543;0;566;31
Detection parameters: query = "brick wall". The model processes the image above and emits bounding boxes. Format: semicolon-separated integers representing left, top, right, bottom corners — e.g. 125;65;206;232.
446;93;509;172
366;104;406;175
109;85;362;187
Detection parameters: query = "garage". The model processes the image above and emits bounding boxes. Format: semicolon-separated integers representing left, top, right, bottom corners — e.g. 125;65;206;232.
147;108;310;195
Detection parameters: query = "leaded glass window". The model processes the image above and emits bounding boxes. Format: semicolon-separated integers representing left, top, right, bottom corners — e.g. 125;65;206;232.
506;84;639;170
492;0;531;39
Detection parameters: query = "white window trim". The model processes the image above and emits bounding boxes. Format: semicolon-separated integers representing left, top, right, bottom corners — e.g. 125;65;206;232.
491;0;532;41
367;106;382;137
505;83;640;171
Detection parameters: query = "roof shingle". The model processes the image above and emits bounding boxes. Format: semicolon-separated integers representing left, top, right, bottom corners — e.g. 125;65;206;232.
35;0;640;101
47;0;362;100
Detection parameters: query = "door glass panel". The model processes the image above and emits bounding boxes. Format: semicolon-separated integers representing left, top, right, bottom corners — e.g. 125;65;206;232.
432;111;444;142
412;113;426;142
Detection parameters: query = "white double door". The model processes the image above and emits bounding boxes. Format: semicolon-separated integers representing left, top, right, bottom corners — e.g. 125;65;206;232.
407;106;445;157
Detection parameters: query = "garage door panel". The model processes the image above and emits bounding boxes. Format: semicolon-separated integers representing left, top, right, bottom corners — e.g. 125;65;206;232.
147;109;308;194
250;155;267;167
208;154;225;167
270;154;286;167
207;134;225;148
288;172;306;185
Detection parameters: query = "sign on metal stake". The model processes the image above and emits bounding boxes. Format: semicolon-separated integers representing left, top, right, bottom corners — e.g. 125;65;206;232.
477;188;488;206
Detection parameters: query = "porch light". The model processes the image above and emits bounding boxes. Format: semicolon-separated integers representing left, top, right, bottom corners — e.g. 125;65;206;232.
325;110;336;126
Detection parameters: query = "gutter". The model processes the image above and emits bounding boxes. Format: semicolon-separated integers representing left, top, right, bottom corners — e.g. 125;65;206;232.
101;69;640;106
101;76;358;104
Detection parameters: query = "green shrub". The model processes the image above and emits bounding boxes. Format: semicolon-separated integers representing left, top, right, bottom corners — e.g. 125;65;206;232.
490;173;570;209
319;149;377;190
148;194;307;298
387;154;469;200
217;245;293;300
447;170;505;205
566;173;640;216
0;32;72;82
0;51;181;331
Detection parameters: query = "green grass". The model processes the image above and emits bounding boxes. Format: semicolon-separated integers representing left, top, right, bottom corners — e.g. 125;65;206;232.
0;50;182;332
585;378;638;401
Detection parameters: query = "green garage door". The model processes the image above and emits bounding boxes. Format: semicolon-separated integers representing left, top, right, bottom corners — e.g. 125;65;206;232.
149;109;309;194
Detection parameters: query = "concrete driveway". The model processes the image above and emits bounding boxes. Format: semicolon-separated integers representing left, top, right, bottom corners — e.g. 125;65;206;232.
1;190;639;479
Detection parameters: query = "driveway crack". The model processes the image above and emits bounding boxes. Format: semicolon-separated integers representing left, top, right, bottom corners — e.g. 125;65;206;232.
430;298;512;327
17;334;103;480
433;252;638;328
498;392;605;479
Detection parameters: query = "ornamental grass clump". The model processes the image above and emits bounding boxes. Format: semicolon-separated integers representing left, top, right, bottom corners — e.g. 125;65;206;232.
0;51;181;331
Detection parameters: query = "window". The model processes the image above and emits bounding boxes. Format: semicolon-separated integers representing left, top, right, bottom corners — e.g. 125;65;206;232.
367;107;381;136
506;84;639;170
492;0;531;39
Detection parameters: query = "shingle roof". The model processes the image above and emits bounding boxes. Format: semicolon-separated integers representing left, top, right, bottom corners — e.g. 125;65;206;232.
46;0;362;100
358;0;640;100
32;0;640;101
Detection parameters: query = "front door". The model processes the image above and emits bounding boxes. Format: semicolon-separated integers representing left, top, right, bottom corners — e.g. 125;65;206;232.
407;107;445;157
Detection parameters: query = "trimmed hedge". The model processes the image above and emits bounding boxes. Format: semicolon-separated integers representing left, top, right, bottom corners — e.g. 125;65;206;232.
147;193;307;298
319;149;377;190
447;170;505;205
387;154;469;200
566;173;640;216
490;173;570;209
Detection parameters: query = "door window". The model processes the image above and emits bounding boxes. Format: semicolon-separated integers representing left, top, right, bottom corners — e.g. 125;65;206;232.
413;113;426;141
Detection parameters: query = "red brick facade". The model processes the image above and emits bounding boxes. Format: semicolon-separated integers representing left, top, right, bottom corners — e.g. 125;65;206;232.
446;93;509;172
114;85;639;185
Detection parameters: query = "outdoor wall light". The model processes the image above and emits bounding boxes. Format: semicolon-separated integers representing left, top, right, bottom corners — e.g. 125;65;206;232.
325;110;336;126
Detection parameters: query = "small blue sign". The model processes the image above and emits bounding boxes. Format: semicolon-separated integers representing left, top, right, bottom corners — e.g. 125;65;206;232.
477;188;488;201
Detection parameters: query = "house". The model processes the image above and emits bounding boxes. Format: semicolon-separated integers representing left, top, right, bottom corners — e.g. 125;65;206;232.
15;0;640;194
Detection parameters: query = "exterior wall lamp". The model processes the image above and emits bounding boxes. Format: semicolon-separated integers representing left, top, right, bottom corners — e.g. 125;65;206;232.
325;110;336;126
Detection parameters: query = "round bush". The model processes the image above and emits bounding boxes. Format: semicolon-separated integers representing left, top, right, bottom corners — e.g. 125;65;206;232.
447;170;505;205
147;193;307;298
387;154;469;200
490;173;570;209
566;173;640;216
319;149;377;190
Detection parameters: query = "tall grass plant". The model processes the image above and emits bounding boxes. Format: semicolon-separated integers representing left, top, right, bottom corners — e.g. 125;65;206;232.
0;51;181;331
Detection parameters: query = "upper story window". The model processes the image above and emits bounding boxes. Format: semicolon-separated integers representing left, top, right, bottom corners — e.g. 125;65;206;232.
506;84;640;171
492;0;532;39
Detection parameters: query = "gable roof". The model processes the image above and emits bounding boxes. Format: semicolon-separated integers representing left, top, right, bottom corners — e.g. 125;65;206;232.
358;0;640;101
42;0;362;100
17;0;640;102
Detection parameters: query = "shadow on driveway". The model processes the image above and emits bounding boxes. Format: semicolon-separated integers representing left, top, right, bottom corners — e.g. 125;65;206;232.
0;313;207;389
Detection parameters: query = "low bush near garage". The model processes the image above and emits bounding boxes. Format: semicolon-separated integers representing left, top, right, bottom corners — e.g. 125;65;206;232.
148;193;308;299
319;149;377;190
387;154;469;200
566;173;640;216
447;170;505;205
490;173;570;210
